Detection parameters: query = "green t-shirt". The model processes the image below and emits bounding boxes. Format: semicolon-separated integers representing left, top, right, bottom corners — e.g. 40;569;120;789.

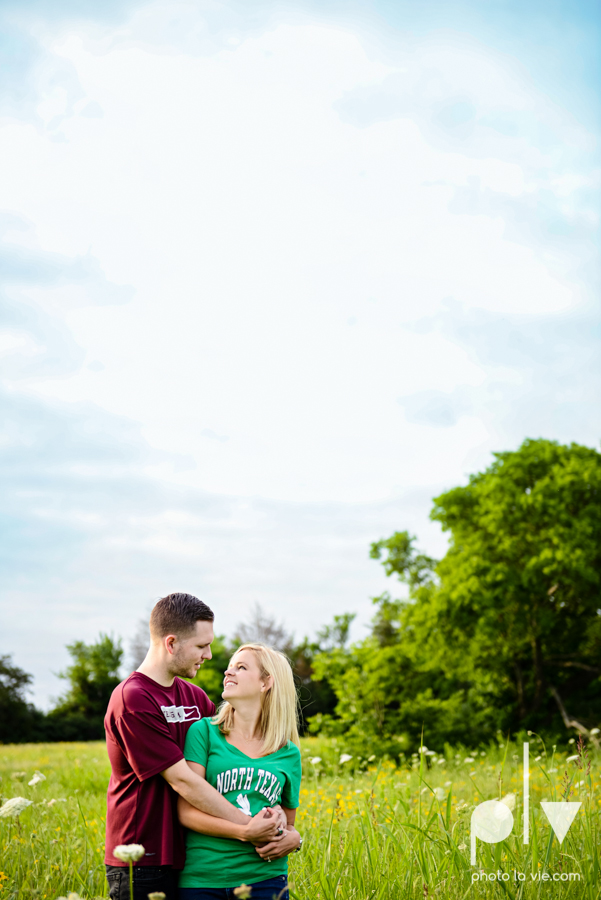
179;717;302;888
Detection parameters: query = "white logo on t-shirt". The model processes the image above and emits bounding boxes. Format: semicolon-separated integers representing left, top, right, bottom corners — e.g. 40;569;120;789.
161;705;201;723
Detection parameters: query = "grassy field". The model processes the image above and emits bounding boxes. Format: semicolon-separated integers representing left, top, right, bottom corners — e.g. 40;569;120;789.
0;734;598;899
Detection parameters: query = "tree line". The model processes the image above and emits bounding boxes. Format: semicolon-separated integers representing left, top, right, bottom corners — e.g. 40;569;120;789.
2;438;600;751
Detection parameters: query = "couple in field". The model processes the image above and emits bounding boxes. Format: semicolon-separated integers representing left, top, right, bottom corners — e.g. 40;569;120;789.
104;593;302;900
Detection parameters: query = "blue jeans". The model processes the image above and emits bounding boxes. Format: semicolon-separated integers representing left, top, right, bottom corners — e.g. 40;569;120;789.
106;865;178;899
179;875;288;900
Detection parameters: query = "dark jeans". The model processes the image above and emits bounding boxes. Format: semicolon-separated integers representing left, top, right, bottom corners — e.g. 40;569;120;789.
179;875;288;900
106;864;179;900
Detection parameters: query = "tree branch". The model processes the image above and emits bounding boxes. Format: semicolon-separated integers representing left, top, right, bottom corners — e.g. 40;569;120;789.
549;686;600;748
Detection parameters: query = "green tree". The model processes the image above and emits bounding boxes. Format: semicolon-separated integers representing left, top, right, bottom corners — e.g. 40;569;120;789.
0;655;47;743
48;633;123;740
426;438;601;730
312;439;601;754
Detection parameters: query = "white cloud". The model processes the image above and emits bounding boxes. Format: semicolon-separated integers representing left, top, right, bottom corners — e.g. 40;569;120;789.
2;15;591;509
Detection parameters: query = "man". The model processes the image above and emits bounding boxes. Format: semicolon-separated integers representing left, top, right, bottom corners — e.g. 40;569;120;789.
105;592;301;899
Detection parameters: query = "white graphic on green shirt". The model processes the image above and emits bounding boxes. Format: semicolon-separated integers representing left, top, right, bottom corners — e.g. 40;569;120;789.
255;768;282;804
214;766;282;804
216;766;255;794
236;794;252;816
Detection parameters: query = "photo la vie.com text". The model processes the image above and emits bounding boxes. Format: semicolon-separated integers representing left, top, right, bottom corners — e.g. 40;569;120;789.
469;742;586;886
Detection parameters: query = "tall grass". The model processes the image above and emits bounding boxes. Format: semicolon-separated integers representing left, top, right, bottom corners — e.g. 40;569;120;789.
0;736;598;899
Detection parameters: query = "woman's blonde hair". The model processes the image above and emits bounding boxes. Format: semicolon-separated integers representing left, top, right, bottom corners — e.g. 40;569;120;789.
213;643;300;755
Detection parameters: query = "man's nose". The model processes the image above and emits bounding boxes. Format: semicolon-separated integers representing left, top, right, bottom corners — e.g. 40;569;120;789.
204;647;212;660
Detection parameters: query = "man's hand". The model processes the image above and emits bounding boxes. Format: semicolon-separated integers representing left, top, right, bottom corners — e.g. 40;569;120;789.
243;808;283;845
255;828;301;860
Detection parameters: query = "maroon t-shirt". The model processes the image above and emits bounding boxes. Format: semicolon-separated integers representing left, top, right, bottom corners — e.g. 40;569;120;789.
104;672;215;868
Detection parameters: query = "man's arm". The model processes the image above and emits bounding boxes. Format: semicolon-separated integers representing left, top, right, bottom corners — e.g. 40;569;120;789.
162;759;281;842
177;794;287;845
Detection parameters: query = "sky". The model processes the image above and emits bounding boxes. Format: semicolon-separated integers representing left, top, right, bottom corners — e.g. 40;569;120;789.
1;0;599;709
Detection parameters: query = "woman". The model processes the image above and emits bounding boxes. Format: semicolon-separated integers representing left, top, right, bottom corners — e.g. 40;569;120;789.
178;643;302;900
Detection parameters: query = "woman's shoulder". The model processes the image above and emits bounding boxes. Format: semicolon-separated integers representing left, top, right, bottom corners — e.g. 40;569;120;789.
279;740;301;759
186;715;216;739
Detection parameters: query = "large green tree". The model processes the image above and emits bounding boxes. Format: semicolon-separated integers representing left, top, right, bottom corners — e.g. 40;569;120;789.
0;655;48;743
48;633;123;740
312;439;601;753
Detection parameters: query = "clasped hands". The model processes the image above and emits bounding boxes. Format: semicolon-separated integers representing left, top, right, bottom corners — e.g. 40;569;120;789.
243;806;299;861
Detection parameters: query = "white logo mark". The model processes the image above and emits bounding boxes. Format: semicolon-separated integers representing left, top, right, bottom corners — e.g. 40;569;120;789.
236;794;252;816
161;705;201;723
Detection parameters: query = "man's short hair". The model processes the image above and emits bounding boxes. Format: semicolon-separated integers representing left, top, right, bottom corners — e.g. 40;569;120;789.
150;592;214;640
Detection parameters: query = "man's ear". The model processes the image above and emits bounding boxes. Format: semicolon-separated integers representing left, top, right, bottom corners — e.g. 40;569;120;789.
165;634;177;656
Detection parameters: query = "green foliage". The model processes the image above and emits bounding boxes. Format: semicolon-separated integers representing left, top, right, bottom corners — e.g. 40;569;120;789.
0;655;48;743
312;438;601;755
427;438;601;728
47;634;124;740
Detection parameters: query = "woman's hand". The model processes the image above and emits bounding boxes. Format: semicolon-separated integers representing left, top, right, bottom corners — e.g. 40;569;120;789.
243;807;284;845
255;827;301;860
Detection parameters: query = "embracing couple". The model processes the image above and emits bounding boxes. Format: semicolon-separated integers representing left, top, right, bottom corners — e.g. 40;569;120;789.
104;592;302;900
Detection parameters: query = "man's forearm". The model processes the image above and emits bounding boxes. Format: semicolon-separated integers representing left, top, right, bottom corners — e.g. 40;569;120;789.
178;799;247;840
163;761;249;824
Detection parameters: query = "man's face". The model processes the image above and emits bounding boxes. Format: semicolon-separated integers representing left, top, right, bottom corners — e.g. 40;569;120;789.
169;619;214;679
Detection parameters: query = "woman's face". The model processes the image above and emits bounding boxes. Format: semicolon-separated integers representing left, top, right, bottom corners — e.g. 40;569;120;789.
222;648;271;702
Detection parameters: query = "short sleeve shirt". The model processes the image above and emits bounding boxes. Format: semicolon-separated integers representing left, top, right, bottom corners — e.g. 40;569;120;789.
104;672;215;868
179;718;302;888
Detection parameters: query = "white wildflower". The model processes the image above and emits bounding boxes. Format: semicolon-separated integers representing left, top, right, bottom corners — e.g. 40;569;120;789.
458;843;467;850
434;787;446;801
56;894;83;900
535;756;542;762
367;754;376;762
590;728;600;736
339;754;353;764
568;738;575;744
47;798;67;806
0;797;33;818
28;771;46;786
444;781;452;787
419;745;428;753
309;757;322;765
10;772;26;781
464;756;475;763
566;755;579;763
113;844;145;862
500;793;516;811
